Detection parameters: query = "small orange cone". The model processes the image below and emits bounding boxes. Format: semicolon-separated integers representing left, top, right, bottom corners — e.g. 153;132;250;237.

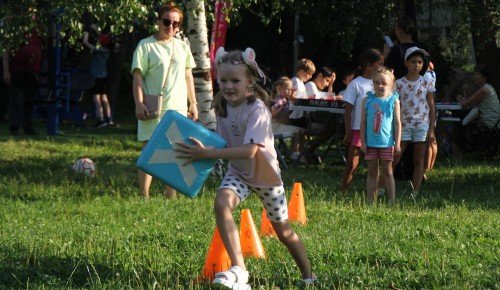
197;227;231;283
288;182;307;225
239;209;266;259
260;208;277;237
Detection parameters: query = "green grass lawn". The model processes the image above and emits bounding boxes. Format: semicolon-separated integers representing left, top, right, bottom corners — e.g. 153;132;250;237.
0;119;499;289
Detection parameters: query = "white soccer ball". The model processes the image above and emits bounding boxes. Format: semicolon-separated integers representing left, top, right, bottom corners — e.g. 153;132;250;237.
72;158;96;177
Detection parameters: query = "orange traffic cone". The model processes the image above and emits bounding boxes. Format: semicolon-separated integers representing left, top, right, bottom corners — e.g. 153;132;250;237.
197;227;231;283
260;208;277;237
239;209;266;259
288;182;307;225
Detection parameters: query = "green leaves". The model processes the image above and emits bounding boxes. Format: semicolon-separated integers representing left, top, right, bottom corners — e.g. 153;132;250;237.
0;0;159;52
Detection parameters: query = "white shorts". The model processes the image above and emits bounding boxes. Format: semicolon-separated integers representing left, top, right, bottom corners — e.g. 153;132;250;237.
219;175;288;222
402;123;429;142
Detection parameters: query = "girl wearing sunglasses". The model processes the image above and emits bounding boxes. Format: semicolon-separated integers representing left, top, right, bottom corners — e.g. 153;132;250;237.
131;2;198;200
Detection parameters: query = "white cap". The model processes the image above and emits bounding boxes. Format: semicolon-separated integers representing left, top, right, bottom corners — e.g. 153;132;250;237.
405;47;429;61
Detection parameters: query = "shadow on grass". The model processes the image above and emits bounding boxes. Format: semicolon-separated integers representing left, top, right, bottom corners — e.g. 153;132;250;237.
0;119;137;140
0;247;116;288
0;154;138;201
0;154;222;202
420;161;500;209
0;245;216;289
281;159;500;210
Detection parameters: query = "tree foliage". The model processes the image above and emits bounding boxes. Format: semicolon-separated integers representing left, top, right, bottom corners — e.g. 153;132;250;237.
1;0;498;87
0;0;170;52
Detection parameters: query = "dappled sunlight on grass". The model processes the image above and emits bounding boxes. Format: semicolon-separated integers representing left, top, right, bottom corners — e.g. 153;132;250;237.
1;123;499;288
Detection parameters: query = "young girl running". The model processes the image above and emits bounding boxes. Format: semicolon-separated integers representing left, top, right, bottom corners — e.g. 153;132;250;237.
341;48;385;191
360;67;401;203
176;48;316;289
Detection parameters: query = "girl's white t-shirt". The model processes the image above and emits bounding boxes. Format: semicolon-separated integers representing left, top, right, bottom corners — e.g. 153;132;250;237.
342;76;373;130
305;81;319;98
396;76;436;128
216;98;282;188
289;76;306;119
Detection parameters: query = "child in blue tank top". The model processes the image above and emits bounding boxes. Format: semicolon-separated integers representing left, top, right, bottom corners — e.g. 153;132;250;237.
360;67;401;203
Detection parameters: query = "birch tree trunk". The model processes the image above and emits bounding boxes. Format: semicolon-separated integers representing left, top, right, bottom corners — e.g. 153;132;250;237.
185;0;216;130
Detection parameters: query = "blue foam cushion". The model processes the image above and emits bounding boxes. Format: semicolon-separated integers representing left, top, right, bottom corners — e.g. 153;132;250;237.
136;110;226;198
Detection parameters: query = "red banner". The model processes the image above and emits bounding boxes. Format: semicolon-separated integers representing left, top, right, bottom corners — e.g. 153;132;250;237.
210;0;230;81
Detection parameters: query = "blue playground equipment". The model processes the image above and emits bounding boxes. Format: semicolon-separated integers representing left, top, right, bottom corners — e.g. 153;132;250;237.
35;8;93;135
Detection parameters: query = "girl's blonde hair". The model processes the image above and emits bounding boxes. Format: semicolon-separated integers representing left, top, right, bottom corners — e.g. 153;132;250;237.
213;48;270;117
372;66;396;90
271;76;292;99
296;58;316;74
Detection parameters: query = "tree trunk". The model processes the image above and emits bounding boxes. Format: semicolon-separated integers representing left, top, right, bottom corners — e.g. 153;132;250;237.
185;0;216;130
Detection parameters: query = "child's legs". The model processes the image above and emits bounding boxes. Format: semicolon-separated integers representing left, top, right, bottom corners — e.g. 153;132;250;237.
341;145;361;191
254;185;314;278
425;121;438;171
381;160;395;203
431;141;438;169
164;186;176;199
100;94;111;119
215;176;253;271
404;125;428;191
426;139;438;171
341;131;362;191
214;188;245;270
425;141;432;170
93;94;104;119
412;142;427;191
365;159;379;203
394;140;409;167
380;142;407;191
291;131;305;153
271;221;314;279
138;141;153;198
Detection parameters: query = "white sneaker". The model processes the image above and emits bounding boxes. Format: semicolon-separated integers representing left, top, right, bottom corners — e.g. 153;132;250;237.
212;266;251;290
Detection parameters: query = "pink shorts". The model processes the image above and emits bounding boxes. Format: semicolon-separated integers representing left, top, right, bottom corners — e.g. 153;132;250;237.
350;130;361;147
365;146;394;161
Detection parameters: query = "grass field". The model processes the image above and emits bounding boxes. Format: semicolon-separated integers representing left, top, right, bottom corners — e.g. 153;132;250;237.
0;120;499;289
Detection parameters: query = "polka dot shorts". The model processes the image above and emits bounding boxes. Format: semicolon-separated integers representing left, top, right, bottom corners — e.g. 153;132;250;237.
219;175;288;222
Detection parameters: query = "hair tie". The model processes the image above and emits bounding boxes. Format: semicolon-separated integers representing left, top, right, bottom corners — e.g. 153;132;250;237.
242;48;266;84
